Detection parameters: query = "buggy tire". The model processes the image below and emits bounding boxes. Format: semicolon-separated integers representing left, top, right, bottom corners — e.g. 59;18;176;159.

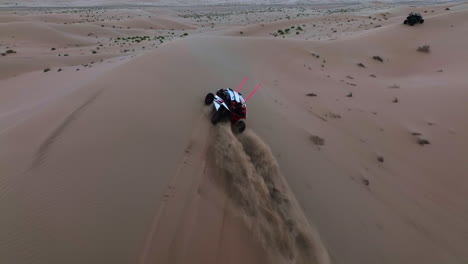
232;121;246;134
404;20;408;24
410;22;414;26
420;19;424;24
211;110;222;124
205;93;214;105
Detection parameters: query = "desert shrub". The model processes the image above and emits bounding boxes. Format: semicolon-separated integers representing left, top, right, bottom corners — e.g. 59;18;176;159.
417;138;430;145
373;55;383;62
417;45;430;53
310;135;325;146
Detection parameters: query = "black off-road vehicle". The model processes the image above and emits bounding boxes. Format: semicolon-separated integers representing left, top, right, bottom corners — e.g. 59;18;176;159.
404;12;424;26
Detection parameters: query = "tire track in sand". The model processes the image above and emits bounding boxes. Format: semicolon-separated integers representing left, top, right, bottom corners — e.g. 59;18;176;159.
30;89;103;169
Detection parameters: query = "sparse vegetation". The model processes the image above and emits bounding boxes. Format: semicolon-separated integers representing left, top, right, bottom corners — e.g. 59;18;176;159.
43;68;51;72
306;93;317;97
116;36;152;44
417;45;430;53
276;25;305;36
5;49;16;54
357;62;366;68
377;156;384;162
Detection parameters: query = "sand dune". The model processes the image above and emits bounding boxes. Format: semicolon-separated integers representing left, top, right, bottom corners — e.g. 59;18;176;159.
0;22;97;47
0;14;85;24
1;2;468;264
50;23;127;38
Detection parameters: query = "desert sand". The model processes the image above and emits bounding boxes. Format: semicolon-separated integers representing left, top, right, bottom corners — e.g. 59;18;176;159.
1;1;468;264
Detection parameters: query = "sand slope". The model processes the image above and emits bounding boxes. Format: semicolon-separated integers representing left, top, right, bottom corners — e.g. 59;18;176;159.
0;35;328;263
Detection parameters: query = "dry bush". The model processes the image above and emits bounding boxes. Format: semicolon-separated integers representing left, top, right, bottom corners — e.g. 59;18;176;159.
372;55;383;62
417;45;430;53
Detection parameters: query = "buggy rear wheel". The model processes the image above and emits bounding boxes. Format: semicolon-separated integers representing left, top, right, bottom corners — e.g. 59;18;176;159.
232;121;246;134
404;20;408;24
211;110;222;124
420;19;424;24
205;93;214;105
